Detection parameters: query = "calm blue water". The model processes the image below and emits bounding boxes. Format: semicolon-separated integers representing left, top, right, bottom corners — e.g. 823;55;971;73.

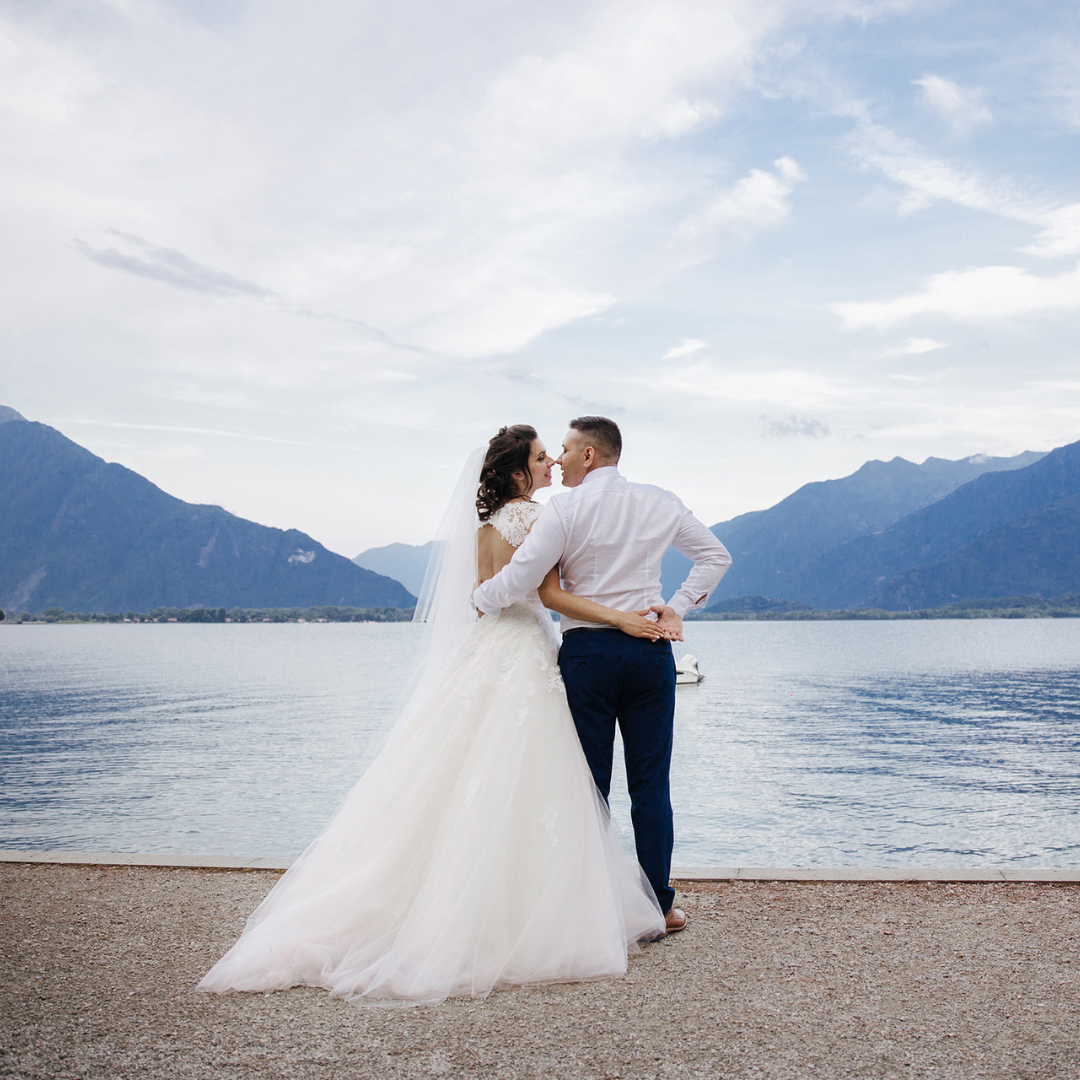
1;620;1078;867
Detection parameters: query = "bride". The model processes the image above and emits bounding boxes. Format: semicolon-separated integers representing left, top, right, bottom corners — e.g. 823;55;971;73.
198;424;667;1004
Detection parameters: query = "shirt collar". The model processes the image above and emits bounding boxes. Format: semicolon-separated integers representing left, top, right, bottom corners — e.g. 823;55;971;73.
581;465;620;486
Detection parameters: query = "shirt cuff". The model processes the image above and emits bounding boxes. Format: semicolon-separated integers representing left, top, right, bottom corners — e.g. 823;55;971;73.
668;595;692;618
472;586;500;615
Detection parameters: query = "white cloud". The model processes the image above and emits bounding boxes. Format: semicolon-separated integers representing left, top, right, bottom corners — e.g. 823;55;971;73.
1025;202;1080;258
914;74;992;136
0;18;100;125
882;337;948;357
836;113;1080;332
847;116;1028;218
761;413;830;437
677;157;805;241
833;263;1080;331
848;114;1080;255
0;0;875;380
662;338;708;360
374;0;814;354
469;2;758;152
1036;380;1080;393
639;362;853;409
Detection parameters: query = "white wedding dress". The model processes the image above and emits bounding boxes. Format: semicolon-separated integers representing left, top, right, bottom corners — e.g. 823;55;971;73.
198;499;664;1004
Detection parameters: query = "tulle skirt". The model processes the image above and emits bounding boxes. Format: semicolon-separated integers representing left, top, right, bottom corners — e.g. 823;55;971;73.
198;601;665;1004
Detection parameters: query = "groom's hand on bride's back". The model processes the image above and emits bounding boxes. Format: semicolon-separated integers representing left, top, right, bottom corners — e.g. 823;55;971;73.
649;605;684;642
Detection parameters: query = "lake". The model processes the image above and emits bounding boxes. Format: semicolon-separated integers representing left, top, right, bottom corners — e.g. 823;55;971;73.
1;620;1078;868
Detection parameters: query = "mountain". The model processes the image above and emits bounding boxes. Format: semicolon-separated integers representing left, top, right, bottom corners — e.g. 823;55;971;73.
0;416;416;613
353;541;434;598
660;449;1045;603
873;492;1080;610
802;438;1080;609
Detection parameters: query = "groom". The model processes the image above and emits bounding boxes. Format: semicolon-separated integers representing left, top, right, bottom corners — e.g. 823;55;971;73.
472;416;731;931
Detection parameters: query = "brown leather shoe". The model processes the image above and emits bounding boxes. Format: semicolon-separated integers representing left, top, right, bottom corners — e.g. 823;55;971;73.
664;907;687;933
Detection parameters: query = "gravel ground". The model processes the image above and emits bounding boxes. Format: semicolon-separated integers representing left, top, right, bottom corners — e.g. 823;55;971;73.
2;863;1078;1080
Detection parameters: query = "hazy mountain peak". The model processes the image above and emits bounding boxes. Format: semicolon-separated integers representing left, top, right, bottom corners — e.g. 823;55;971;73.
0;406;26;424
959;449;1044;467
354;541;434;598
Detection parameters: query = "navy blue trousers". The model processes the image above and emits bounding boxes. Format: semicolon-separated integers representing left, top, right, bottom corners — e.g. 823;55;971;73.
558;630;677;913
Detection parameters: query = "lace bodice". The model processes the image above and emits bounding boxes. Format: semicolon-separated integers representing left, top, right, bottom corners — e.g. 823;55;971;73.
480;500;554;648
487;500;542;548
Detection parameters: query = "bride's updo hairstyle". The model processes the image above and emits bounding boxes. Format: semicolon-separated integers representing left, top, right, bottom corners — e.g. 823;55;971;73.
476;424;538;521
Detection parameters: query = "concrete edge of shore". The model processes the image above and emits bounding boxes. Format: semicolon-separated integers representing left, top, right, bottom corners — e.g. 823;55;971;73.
2;850;1078;883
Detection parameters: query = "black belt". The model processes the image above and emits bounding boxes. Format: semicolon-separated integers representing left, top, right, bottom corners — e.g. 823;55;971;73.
562;627;622;636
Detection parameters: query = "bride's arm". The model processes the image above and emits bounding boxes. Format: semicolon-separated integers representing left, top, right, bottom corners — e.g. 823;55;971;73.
537;567;663;640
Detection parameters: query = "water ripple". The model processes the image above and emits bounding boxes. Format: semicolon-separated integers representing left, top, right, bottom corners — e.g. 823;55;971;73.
2;619;1079;866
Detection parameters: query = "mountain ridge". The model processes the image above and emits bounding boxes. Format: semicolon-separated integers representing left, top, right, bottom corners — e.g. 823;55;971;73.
0;417;415;613
660;448;1045;603
7;404;1075;615
808;439;1080;609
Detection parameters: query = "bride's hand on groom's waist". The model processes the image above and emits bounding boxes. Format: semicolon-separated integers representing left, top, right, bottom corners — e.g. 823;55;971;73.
649;605;684;642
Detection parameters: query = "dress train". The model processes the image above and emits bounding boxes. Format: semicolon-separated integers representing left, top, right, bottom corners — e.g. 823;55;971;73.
198;594;664;1004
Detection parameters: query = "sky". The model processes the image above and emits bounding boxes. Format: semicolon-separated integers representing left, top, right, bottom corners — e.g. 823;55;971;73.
2;0;1079;555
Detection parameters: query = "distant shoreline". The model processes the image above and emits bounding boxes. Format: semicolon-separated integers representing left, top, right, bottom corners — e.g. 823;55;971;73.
686;594;1080;621
1;605;415;625
5;597;1080;624
686;608;1080;621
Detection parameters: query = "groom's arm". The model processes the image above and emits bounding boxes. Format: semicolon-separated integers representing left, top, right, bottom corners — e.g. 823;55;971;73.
472;506;568;614
667;511;732;617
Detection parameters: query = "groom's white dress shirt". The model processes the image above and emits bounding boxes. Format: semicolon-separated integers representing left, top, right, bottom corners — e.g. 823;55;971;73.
472;466;732;632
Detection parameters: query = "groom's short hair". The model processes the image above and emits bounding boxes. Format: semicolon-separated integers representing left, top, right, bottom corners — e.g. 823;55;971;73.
569;416;622;463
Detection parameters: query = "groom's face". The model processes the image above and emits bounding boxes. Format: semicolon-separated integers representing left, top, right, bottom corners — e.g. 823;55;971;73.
556;430;591;488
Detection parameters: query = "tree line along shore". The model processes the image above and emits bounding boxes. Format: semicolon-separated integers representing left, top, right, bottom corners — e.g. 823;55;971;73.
3;594;1080;624
687;595;1080;621
0;605;415;624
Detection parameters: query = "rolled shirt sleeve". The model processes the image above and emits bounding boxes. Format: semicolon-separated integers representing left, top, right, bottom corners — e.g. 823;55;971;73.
472;504;568;614
667;512;732;617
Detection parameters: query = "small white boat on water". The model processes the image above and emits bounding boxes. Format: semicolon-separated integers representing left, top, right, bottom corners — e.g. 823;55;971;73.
675;654;703;685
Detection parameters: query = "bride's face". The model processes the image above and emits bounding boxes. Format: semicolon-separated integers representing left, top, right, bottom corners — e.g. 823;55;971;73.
516;439;554;496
